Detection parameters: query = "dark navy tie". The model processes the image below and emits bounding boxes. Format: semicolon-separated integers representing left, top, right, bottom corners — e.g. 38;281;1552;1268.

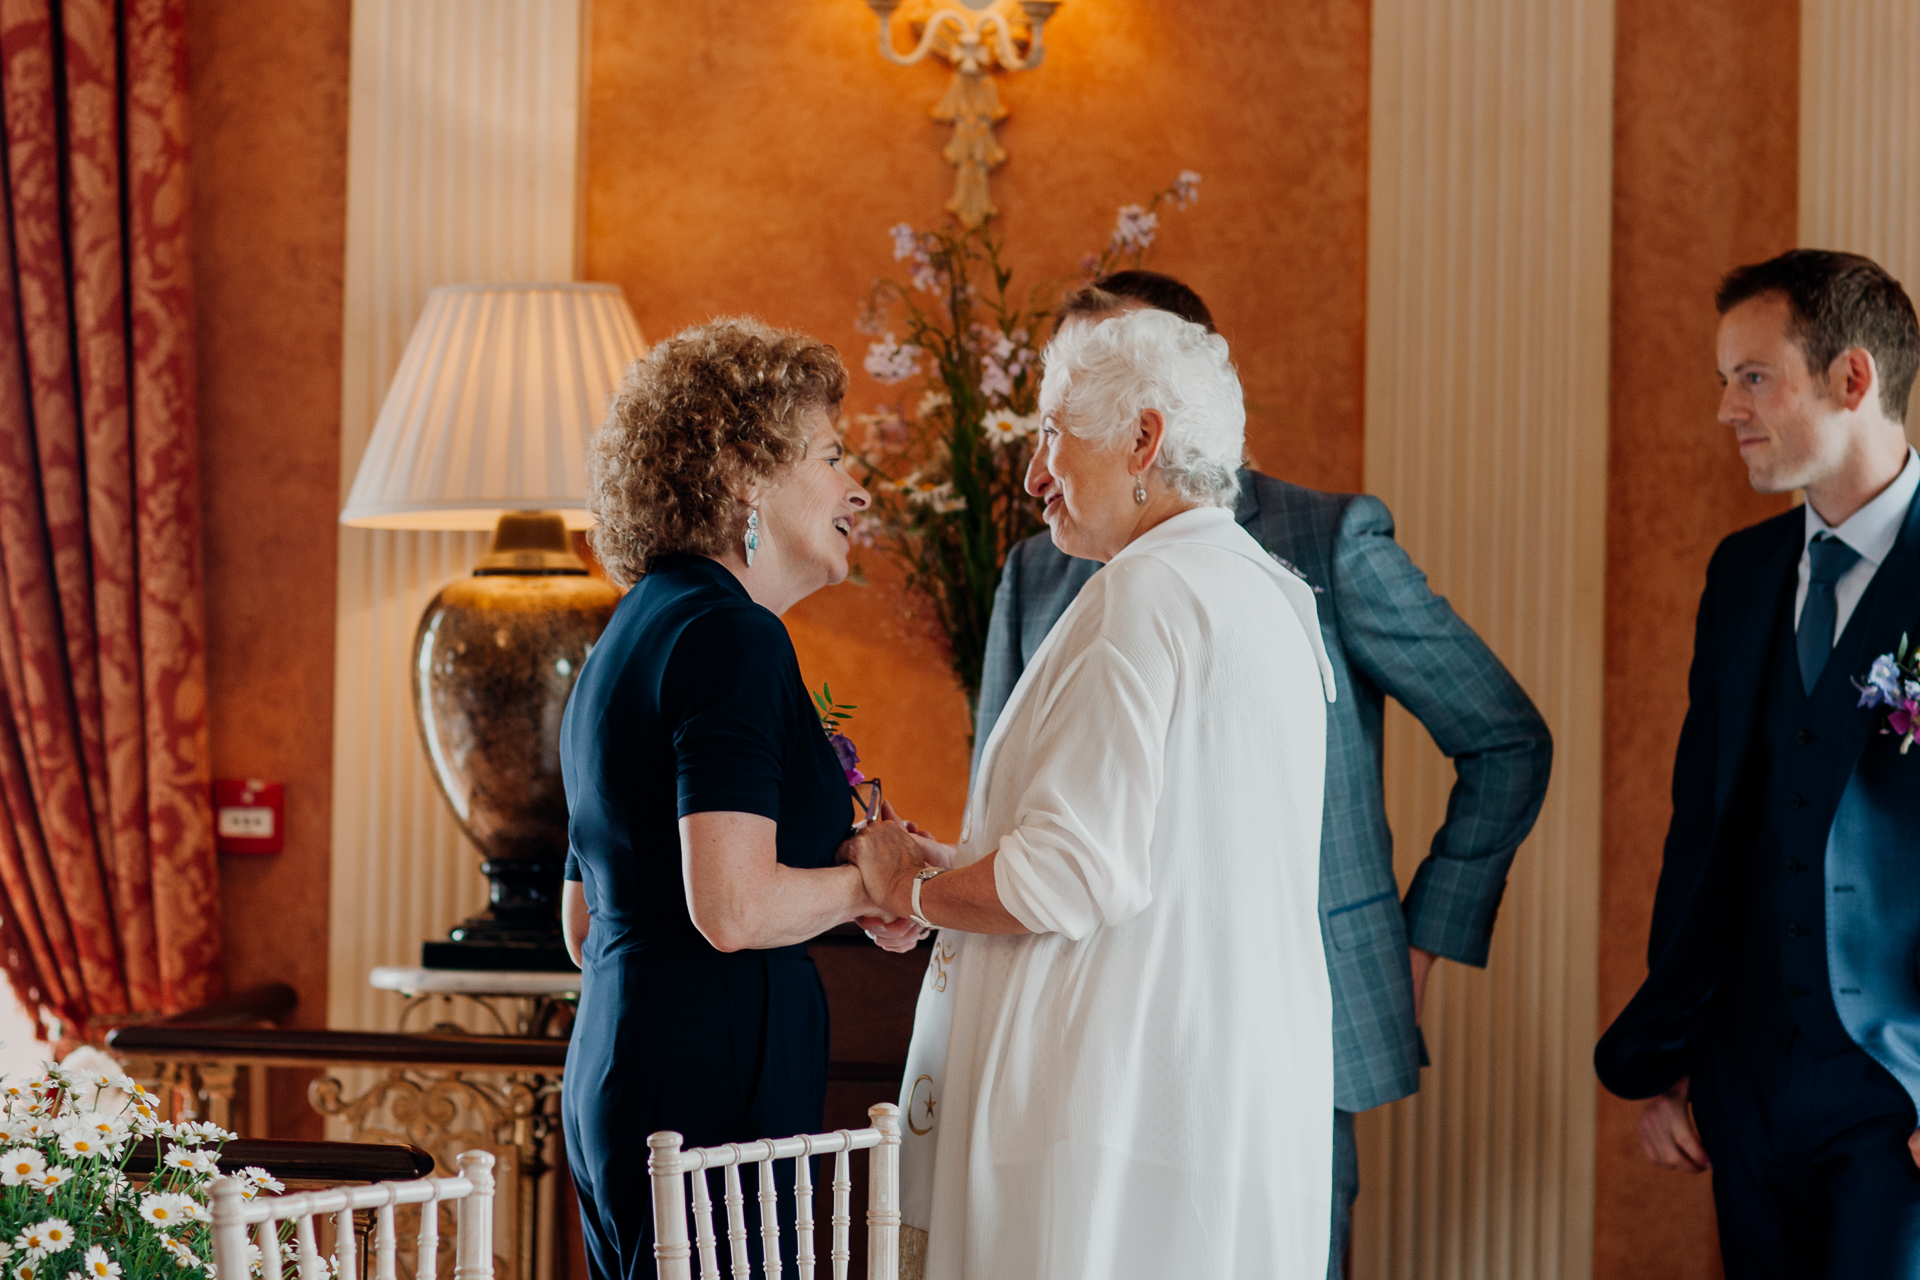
1798;533;1862;694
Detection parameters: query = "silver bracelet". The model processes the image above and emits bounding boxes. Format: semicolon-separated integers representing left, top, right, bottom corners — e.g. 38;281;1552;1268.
910;867;947;930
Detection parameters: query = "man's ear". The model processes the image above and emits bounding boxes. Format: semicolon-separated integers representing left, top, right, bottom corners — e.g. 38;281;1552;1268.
1832;347;1879;413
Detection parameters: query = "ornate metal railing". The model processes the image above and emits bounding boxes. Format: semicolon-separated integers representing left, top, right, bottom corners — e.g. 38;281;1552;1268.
108;1018;565;1280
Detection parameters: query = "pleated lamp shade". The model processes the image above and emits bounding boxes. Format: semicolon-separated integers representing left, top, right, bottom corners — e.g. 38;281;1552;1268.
341;282;646;530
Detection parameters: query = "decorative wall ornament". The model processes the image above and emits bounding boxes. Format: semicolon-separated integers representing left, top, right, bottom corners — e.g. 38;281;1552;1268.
864;0;1063;227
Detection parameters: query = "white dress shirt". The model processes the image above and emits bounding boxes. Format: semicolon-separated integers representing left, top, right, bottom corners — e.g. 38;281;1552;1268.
1795;446;1920;640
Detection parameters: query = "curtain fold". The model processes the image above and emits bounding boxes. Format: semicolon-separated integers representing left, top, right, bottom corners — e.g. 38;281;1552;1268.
0;0;218;1034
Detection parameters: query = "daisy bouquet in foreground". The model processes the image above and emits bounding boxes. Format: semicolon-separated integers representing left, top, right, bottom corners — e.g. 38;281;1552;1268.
850;171;1202;714
0;1064;285;1280
1855;632;1920;753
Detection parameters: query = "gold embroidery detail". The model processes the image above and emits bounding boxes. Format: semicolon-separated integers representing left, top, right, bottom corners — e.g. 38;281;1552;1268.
931;938;958;993
908;1074;937;1136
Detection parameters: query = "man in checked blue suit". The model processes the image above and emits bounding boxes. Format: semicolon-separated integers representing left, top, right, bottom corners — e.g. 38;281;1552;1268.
1597;250;1920;1276
974;272;1554;1277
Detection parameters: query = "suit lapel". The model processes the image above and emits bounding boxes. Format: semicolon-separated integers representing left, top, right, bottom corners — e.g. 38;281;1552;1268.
1712;523;1802;823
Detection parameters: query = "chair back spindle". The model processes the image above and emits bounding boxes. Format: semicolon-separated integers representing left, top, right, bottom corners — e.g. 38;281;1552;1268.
208;1149;496;1280
648;1104;900;1280
723;1161;749;1279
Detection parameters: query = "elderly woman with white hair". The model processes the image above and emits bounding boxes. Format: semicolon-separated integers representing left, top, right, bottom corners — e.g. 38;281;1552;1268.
845;308;1338;1278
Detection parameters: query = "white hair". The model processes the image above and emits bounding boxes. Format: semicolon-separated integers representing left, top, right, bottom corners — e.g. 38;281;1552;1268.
1037;308;1244;506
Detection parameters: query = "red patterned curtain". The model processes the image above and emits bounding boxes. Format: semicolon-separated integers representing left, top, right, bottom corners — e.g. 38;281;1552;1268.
0;0;219;1037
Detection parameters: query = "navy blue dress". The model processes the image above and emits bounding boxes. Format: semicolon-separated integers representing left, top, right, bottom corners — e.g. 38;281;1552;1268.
559;554;851;1280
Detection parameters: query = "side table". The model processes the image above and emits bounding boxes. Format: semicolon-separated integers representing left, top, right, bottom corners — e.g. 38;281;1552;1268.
369;966;580;1039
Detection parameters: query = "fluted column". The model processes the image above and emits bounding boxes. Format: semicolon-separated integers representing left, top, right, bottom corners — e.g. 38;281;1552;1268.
329;0;589;1033
1355;0;1613;1276
1801;0;1920;440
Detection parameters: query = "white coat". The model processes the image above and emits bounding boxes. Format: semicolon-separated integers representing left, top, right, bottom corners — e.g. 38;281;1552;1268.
899;505;1337;1280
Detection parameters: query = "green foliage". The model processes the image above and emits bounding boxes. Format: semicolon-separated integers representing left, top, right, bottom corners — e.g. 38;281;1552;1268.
812;683;858;736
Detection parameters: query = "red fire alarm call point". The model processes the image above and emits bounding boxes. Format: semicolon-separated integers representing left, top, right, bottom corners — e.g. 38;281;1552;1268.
212;779;284;855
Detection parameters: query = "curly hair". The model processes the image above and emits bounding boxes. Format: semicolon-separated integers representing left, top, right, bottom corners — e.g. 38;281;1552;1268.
587;316;849;586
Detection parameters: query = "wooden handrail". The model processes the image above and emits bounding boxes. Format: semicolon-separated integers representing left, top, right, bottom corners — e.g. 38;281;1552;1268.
126;1137;436;1183
152;983;299;1028
107;1024;569;1070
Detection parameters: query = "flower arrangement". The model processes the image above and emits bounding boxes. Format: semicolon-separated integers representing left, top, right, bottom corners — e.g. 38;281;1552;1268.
0;1063;284;1280
1855;632;1920;754
849;172;1203;715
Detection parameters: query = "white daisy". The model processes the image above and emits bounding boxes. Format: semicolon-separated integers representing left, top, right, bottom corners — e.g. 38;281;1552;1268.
80;1247;117;1280
34;1224;68;1252
161;1149;216;1175
56;1132;113;1161
239;1167;283;1195
0;1149;45;1186
16;1260;40;1280
980;410;1032;449
14;1219;61;1257
138;1194;194;1228
34;1167;72;1192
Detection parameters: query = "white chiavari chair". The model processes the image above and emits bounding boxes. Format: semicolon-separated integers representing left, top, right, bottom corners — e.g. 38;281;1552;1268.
209;1149;496;1280
648;1102;900;1280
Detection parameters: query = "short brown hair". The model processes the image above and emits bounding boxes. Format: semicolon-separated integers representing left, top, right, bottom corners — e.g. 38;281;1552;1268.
587;317;848;586
1716;249;1920;422
1057;269;1217;333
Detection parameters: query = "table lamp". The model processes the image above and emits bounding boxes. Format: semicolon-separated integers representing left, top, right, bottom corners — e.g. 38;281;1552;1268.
342;282;645;970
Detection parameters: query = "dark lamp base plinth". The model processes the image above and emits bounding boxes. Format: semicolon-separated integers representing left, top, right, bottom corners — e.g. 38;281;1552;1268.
422;937;576;972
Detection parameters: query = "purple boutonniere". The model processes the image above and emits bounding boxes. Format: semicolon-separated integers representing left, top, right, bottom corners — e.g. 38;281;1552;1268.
1854;632;1920;755
812;683;867;785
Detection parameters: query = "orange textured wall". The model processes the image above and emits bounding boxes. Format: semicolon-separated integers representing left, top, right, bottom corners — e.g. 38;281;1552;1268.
189;0;351;1134
1598;0;1799;1274
583;0;1372;835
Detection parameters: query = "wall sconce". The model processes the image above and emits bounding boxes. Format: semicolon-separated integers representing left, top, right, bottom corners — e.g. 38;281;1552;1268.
866;0;1062;227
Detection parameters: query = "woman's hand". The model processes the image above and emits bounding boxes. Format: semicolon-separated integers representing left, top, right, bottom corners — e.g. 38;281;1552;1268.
841;820;942;921
859;915;926;954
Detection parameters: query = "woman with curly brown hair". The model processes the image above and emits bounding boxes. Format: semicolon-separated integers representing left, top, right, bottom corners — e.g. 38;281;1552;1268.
558;316;894;1280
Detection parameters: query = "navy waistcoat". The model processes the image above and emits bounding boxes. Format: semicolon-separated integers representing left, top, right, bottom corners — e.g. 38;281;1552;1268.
1719;586;1857;1056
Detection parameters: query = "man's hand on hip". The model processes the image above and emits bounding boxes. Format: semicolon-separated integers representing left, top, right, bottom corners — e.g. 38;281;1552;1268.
1410;946;1438;1024
1638;1077;1710;1173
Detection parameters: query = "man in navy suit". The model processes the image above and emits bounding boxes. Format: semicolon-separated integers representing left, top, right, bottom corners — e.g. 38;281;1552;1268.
1597;250;1920;1275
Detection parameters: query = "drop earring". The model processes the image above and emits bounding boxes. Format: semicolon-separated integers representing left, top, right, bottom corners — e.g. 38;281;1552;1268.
1134;476;1148;505
744;505;761;566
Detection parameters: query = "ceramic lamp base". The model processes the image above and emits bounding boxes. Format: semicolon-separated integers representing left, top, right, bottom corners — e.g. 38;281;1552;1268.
412;512;620;973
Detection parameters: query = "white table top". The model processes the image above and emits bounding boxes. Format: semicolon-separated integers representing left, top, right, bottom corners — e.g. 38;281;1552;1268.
369;966;581;997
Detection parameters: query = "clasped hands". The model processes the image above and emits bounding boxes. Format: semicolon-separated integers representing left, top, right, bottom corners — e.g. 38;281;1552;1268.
836;801;954;954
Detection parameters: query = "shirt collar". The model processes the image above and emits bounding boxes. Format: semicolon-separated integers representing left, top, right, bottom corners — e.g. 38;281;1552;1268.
1803;446;1920;568
1108;505;1237;565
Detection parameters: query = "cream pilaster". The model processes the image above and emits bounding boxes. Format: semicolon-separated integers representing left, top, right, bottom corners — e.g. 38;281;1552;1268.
330;0;590;1033
1801;0;1920;441
1356;0;1612;1275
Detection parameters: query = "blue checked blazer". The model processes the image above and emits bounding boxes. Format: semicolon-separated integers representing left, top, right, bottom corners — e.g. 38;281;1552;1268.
974;469;1554;1113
